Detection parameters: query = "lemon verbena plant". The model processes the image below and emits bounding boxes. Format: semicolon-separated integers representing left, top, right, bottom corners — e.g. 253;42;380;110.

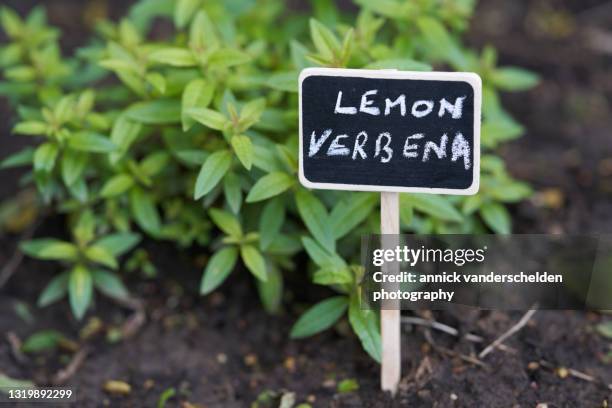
0;0;537;361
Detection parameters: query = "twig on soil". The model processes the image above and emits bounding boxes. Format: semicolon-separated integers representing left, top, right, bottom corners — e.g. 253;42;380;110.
0;221;39;289
538;360;612;391
402;316;516;354
479;307;538;359
403;316;484;343
422;329;489;369
5;332;26;364
52;347;89;385
114;297;146;338
52;347;88;385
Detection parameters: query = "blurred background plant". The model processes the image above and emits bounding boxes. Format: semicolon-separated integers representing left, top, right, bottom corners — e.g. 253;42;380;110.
0;0;537;361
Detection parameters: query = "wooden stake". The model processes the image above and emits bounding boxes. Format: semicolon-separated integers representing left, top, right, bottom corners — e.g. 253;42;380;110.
380;192;400;394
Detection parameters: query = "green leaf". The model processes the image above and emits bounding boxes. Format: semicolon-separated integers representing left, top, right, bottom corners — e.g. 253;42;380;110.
149;47;197;67
119;20;141;46
33;142;58;173
54;96;76;123
309;18;340;59
209;208;242;237
348;295;381;362
68;265;93;320
239;98;266;129
140;151;170;177
130;188;161;234
491;67;539;92
110;115;142;162
489;180;532;203
223;172;242;214
246;172;294;203
126;100;181;124
417;16;466;69
290;40;312;70
596;321;612;339
353;0;408;19
402;194;463;223
313;267;352;285
181;79;214;131
461;195;481;215
145;72;166;94
95;232;141;257
175;0;201;27
61;149;87;186
0;6;24;37
295;190;335;250
208;48;252;68
189;10;218;50
259;197;285;250
188;107;228;131
68;132;117;153
200;247;238;294
100;174;134;198
330;193;377;239
0;147;34;168
99;58;140;76
364;59;432;71
400;200;413;226
85;245;119;269
73;210;96;246
266;71;298;93
92;269;128;299
290;296;347;339
157;387;176;408
257;263;283;313
337;379;359;393
21;330;63;353
230;135;253;170
482;118;524;146
301;237;341;268
38;272;69;307
68;178;88;203
240;245;267;281
194;150;232;199
13;121;47;136
480;202;511;234
20;239;78;261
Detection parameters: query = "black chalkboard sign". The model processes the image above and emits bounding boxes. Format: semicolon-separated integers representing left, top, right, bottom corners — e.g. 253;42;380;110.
298;68;481;195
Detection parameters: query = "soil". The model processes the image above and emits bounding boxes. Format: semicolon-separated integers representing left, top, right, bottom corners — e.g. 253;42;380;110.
1;0;611;407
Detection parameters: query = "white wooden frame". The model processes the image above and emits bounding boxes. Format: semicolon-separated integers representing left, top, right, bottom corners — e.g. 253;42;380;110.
298;67;482;195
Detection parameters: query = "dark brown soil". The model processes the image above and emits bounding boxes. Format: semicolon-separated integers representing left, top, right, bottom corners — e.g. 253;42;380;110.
1;0;611;407
2;237;611;407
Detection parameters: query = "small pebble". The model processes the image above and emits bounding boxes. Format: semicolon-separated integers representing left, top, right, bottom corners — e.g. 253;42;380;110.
284;356;296;372
217;353;228;364
103;380;131;396
557;367;569;378
244;353;258;366
143;379;155;390
536;403;548;408
322;379;336;389
527;361;540;371
307;394;316;403
450;393;458;401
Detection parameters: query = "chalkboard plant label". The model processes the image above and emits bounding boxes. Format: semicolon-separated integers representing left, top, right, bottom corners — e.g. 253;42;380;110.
299;68;482;195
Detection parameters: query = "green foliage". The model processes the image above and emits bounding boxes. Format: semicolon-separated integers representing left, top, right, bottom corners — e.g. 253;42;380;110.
21;330;65;353
0;0;537;359
337;378;359;393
